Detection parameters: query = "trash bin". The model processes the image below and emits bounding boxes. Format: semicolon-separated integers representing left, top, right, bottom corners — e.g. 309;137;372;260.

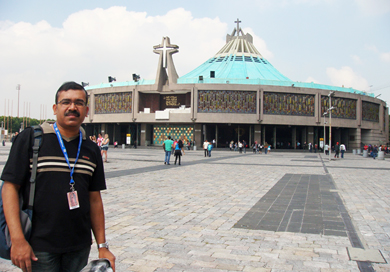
193;146;197;151
352;149;356;155
378;151;385;160
363;149;368;158
122;144;125;149
357;149;361;155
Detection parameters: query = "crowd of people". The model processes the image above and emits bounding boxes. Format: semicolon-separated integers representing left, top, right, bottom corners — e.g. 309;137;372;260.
163;136;186;165
89;133;110;162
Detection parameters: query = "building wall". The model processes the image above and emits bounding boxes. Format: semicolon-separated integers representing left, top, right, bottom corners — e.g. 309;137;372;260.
85;83;388;147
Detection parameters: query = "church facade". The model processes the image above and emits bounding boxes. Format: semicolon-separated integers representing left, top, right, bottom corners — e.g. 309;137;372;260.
84;21;388;150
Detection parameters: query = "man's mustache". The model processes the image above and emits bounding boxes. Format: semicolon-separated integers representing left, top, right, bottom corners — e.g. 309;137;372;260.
65;110;80;117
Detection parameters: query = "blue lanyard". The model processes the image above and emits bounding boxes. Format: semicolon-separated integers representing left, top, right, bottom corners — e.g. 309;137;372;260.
53;122;83;188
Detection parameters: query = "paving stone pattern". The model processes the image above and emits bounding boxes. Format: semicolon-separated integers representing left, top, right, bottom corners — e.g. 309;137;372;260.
234;174;348;237
0;146;389;271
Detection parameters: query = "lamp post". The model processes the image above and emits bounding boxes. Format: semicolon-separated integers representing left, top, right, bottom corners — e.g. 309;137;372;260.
323;112;328;155
328;91;335;161
16;84;20;118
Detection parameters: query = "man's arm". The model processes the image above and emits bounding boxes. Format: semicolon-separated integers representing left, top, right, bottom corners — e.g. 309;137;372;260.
2;181;37;272
89;191;116;271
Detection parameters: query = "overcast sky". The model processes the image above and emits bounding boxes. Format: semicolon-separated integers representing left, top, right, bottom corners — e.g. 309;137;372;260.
1;0;389;120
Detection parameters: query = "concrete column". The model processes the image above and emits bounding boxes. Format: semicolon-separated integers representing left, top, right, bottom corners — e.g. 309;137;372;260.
302;127;307;146
194;124;202;148
307;127;314;146
273;126;277;149
140;123;147;146
262;126;266;145
215;124;218;147
292;127;297;149
254;124;261;144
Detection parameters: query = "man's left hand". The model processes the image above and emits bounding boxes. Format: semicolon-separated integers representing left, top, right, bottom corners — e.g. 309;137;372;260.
98;248;116;271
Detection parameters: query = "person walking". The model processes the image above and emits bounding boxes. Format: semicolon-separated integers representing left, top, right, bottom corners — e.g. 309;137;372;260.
203;140;209;157
174;138;184;165
1;81;115;271
207;141;213;157
340;143;346;158
101;134;110;162
163;136;174;165
334;142;340;158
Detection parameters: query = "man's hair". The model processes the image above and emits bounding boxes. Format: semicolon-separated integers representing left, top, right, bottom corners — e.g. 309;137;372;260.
55;81;88;104
168;136;171;139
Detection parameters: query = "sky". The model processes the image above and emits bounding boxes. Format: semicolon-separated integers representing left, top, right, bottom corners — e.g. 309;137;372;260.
0;0;389;121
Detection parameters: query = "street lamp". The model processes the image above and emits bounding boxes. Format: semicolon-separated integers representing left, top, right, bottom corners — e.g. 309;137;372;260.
328;91;336;161
323;112;328;155
16;84;20;118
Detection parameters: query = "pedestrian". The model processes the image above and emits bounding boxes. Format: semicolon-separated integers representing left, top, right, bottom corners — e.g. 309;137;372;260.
243;140;247;153
97;133;103;150
372;145;378;159
324;144;329;155
207;141;213;157
114;141;118;148
174;138;184;165
1;81;115;271
252;141;257;154
238;141;243;153
334;142;340;158
259;143;263;154
101;134;110;162
203;140;209;157
340;143;346;158
11;132;18;143
267;144;271;154
163;136;174;165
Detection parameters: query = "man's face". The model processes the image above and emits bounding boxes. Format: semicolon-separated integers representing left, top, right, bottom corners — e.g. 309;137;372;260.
53;89;89;129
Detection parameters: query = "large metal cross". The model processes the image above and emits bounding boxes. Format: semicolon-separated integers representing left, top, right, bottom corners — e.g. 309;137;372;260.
235;18;241;34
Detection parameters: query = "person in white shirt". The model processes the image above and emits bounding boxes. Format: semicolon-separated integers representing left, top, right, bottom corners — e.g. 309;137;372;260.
340;143;346;158
203;140;209;157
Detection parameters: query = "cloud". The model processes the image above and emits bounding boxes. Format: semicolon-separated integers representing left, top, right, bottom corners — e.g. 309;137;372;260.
355;0;390;16
380;52;390;63
305;77;320;84
365;45;390;63
0;7;229;118
326;66;369;90
243;27;273;59
351;55;362;65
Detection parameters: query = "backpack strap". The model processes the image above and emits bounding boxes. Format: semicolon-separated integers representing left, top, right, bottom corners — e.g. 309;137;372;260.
28;126;43;210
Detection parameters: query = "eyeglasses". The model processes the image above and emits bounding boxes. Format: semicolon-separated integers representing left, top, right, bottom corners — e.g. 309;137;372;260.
57;99;86;107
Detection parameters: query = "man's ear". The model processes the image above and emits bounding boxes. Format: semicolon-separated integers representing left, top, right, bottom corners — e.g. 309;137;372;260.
53;104;57;116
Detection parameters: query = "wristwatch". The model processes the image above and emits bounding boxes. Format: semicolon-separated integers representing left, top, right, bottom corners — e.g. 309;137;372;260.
97;242;109;250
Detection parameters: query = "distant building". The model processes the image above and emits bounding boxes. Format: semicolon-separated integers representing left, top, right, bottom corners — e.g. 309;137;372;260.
84;20;388;149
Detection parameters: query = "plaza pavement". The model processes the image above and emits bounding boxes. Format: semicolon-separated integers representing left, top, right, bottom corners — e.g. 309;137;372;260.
0;145;389;271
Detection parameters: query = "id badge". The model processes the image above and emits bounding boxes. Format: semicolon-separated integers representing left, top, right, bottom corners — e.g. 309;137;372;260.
67;191;80;210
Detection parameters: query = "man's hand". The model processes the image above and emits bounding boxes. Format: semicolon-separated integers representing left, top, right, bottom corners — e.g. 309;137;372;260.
10;238;38;272
98;248;116;271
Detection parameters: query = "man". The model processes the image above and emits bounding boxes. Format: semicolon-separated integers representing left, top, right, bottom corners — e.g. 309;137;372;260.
203;140;209;157
163;136;173;165
334;142;340;158
1;82;115;272
340;143;346;158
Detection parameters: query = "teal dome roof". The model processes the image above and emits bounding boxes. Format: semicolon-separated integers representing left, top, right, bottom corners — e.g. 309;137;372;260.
178;24;291;84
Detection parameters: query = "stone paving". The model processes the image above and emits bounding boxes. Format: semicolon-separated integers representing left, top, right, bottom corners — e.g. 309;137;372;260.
0;145;389;271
